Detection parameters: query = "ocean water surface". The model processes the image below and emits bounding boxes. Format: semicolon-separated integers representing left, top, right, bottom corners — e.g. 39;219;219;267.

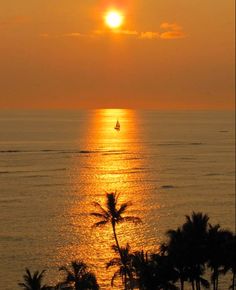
0;109;235;289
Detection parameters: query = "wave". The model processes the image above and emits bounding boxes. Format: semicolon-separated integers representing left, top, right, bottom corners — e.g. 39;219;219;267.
156;142;204;147
22;175;49;178
79;150;97;154
0;236;24;242
123;157;144;161
102;152;129;156
0;150;25;153
178;157;196;160
189;142;203;145
204;173;222;176
219;130;229;133
0;199;22;204
161;185;175;189
205;171;235;177
0;168;67;175
33;183;69;187
0;148;129;155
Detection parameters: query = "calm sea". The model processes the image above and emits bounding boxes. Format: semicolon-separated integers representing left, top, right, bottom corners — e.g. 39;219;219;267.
0;109;235;290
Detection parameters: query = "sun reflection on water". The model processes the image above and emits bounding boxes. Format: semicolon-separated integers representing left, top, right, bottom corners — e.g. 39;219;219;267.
56;109;161;289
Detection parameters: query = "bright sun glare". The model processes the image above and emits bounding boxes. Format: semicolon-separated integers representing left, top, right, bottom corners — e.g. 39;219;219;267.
105;10;124;29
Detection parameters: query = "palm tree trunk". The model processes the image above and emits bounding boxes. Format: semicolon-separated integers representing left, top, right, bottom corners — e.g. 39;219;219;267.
111;222;134;290
180;279;184;290
111;222;127;288
213;268;219;290
197;280;201;290
216;274;218;290
191;280;195;290
213;278;216;290
112;222;122;255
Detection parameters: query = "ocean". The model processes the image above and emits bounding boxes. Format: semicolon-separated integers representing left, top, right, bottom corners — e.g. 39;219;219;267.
0;109;235;290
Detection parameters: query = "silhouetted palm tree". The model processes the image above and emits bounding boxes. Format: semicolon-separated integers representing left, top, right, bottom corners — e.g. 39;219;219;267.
131;250;150;290
150;253;179;290
131;250;178;290
165;228;188;290
59;261;99;290
91;192;141;257
207;224;234;290
164;213;210;290
107;244;134;289
181;212;210;290
18;268;47;290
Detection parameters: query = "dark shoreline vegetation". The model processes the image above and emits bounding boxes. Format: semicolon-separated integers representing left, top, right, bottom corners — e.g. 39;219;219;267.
18;193;235;290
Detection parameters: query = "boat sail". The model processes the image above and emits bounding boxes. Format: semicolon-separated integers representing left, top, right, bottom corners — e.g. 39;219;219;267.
114;120;120;131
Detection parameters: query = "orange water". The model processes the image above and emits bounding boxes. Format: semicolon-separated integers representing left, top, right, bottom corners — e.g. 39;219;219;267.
0;109;235;289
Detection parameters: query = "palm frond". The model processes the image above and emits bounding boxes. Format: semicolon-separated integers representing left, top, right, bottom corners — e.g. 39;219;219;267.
114;192;120;204
19;268;46;290
117;202;131;216
111;270;121;286
209;223;221;231
92;220;109;228
90;212;109;219
36;270;45;282
111;244;119;253
25;268;32;278
59;261;99;289
18;282;29;290
106;258;122;269
59;266;72;275
92;202;109;216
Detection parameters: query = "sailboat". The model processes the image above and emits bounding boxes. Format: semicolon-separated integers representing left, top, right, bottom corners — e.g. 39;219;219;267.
114;120;120;131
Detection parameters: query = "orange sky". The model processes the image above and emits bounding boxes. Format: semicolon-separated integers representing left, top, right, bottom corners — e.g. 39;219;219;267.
0;0;234;109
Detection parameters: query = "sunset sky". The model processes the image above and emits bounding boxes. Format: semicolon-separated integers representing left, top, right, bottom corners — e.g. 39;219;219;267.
0;0;234;109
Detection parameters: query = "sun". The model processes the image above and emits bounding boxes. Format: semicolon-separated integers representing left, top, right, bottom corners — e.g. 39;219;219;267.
105;10;124;29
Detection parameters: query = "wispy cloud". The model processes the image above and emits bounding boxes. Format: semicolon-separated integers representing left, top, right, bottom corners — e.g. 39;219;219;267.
63;32;83;37
159;22;186;39
116;29;139;36
160;30;186;39
40;32;84;38
139;32;160;39
40;22;186;41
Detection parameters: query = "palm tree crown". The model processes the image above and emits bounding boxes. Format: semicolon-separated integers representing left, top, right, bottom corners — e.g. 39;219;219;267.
91;192;141;251
59;261;99;290
106;244;134;289
91;192;141;228
91;192;141;290
18;268;46;290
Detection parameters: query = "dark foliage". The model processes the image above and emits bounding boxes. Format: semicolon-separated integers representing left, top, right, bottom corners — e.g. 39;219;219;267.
18;268;47;290
19;202;235;290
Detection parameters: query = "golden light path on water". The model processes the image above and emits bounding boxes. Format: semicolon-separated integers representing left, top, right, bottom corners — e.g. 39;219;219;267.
55;109;162;289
